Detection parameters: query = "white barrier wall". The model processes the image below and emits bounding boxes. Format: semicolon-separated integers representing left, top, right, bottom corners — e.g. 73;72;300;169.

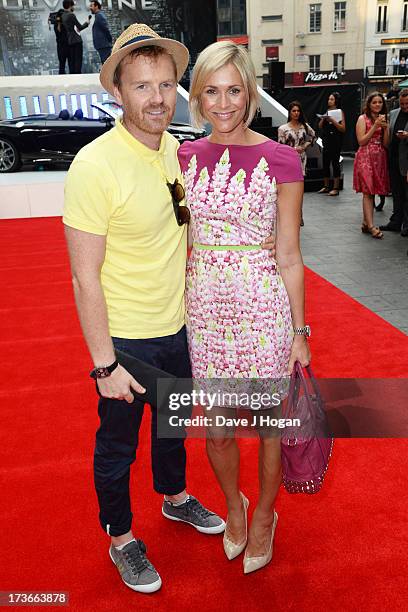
0;74;107;120
0;74;286;124
0;75;287;220
0;74;191;123
0;172;65;220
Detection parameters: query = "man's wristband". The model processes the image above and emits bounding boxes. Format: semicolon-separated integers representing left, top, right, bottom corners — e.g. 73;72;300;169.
90;360;119;380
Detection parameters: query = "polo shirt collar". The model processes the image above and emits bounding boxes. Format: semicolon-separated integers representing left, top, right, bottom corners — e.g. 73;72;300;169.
115;117;167;161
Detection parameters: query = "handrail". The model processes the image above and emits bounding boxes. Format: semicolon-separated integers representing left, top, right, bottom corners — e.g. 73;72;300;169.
365;64;407;77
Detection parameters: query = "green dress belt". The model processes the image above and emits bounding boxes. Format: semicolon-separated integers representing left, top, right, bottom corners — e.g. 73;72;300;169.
193;243;263;251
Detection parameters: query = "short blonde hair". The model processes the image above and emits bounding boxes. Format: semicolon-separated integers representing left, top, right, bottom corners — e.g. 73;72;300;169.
189;41;259;129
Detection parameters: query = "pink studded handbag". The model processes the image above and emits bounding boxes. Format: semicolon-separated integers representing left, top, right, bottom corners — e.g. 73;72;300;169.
281;362;333;494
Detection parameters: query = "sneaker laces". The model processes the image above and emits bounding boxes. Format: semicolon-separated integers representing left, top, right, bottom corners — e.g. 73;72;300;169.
185;496;212;519
123;540;154;575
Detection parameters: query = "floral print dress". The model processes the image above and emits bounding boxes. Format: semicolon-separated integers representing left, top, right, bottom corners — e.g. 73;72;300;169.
177;138;304;383
278;123;316;175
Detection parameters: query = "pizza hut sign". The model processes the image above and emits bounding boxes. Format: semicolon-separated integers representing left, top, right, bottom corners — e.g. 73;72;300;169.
305;71;345;83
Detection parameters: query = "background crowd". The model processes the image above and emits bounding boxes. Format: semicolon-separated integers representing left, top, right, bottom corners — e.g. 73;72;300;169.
48;5;408;251
277;87;408;246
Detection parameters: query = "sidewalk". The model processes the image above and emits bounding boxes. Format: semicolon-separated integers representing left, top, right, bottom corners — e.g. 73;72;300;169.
301;158;408;335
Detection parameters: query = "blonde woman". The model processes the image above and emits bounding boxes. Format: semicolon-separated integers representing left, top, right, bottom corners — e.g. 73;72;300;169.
178;42;310;574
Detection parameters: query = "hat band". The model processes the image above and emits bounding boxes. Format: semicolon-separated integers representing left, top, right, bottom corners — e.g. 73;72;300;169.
121;35;155;49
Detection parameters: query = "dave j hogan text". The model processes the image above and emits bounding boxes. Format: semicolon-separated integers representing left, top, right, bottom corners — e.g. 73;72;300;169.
168;415;301;429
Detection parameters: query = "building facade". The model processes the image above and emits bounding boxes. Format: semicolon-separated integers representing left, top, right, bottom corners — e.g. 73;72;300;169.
246;0;366;87
364;0;408;82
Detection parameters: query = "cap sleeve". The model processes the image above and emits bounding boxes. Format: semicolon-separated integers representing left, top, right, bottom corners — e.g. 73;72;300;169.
272;142;304;184
177;141;194;173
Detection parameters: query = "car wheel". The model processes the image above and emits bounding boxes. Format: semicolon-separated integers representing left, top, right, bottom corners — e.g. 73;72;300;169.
0;138;21;172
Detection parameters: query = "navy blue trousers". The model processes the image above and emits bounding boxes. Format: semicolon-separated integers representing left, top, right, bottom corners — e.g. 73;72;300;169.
94;326;192;537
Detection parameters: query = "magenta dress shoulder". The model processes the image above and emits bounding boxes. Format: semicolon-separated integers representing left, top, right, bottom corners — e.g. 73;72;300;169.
353;115;390;195
178;137;303;383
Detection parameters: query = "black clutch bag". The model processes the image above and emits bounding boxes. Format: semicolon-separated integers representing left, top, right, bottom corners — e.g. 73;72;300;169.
114;348;178;411
113;349;193;438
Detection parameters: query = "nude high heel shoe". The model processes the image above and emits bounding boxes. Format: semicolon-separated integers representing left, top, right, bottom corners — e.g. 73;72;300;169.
223;493;249;560
243;510;278;574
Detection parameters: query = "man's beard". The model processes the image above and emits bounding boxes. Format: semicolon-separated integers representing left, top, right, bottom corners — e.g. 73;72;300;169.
124;105;172;136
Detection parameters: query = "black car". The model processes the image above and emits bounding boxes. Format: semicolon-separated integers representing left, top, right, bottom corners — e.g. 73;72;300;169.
0;101;205;173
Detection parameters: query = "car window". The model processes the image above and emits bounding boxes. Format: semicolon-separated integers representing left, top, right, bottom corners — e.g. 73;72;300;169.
102;101;123;117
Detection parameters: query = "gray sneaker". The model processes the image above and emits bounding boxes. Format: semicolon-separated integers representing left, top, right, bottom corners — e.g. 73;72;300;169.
162;495;226;534
109;539;162;593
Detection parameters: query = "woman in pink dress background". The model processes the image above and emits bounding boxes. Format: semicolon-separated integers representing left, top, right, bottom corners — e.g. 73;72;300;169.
178;41;310;574
353;92;390;239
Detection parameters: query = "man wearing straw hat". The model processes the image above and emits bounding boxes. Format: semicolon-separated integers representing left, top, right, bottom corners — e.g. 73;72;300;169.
63;23;225;594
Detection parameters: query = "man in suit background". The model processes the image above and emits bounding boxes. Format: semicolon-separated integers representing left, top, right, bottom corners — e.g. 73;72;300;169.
61;0;91;74
380;89;408;236
89;1;112;64
50;8;69;74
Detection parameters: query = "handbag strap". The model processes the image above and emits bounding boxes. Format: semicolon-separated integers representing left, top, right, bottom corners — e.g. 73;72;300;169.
295;362;324;405
284;362;323;419
286;366;298;416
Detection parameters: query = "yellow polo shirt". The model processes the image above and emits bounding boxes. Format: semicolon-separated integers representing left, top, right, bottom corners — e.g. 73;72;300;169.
63;118;187;339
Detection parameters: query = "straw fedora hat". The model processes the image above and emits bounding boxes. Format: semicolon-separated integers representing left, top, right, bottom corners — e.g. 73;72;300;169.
100;23;189;96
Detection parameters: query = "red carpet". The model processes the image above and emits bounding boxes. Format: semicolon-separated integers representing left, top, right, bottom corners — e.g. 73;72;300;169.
1;217;408;611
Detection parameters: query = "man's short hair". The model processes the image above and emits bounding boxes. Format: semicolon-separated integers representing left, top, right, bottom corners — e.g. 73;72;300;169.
400;88;408;98
63;0;74;8
113;46;177;90
91;0;102;8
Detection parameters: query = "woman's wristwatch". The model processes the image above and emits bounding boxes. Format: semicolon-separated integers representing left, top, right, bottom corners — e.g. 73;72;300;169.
293;325;311;338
